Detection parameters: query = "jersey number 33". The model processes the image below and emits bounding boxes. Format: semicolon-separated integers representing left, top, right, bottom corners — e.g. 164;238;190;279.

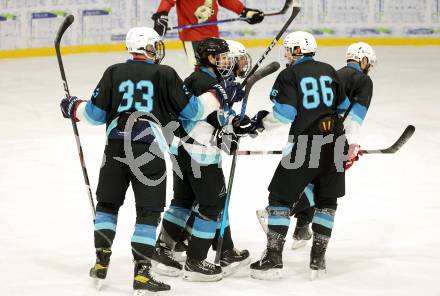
117;79;154;113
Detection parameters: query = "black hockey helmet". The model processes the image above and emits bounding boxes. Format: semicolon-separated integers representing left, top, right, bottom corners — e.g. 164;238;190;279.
196;37;230;67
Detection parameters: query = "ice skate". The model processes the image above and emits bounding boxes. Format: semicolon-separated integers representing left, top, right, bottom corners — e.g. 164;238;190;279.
291;223;312;249
172;240;187;263
309;233;329;281
133;260;170;295
89;248;112;290
250;231;285;280
220;248;251;277
152;243;183;277
183;257;222;282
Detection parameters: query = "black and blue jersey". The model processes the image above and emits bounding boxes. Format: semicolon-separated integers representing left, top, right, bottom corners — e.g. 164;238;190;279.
262;56;348;137
337;63;373;144
76;59;221;152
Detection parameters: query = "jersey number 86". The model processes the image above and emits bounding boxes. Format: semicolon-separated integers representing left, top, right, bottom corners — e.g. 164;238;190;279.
300;76;334;109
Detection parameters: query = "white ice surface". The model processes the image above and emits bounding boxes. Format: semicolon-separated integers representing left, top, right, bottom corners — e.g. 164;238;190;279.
1;46;439;296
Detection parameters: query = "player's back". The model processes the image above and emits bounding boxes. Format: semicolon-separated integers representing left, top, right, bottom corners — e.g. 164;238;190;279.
337;65;373;106
287;58;345;137
183;69;218;96
89;60;189;144
102;61;185;125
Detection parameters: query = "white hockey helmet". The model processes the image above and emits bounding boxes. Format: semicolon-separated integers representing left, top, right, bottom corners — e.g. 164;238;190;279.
346;42;377;68
125;27;165;63
226;40;252;78
283;31;318;55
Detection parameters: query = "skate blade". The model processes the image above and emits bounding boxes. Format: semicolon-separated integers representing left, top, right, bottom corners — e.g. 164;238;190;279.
182;270;222;282
250;268;282;281
310;269;326;281
291;239;308;250
133;289;170;296
256;209;268;234
172;251;187;263
93;278;104;290
151;261;182;277
222;256;251;277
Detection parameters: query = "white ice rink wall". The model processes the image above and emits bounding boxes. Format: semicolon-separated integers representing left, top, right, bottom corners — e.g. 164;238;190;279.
1;0;440;57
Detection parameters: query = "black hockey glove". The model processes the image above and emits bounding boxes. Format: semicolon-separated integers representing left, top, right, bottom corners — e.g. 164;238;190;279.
249;110;270;137
232;114;253;137
211;80;245;108
151;11;169;37
60;96;83;120
241;8;264;25
212;127;239;155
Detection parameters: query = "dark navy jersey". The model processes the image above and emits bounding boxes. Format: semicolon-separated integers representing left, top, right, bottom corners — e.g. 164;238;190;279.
184;67;219;96
84;60;189;131
76;59;221;148
337;63;373;126
266;57;347;137
179;67;226;164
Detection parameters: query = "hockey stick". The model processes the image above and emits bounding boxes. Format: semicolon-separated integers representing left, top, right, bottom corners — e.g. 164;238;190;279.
167;0;293;31
242;0;300;87
237;125;416;155
214;2;301;264
363;125;415;154
214;62;281;265
55;14;96;220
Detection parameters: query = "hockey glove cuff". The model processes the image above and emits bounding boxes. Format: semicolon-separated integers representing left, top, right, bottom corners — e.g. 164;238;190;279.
232;115;253;137
249;110;270;137
344;144;363;170
211;127;239;155
60;96;84;121
241;8;264;24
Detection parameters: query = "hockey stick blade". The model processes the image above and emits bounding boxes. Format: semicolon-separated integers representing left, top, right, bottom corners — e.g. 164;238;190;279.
55;14;74;97
240;61;280;120
246;61;281;91
363;125;415;154
54;14;74;48
265;0;295;16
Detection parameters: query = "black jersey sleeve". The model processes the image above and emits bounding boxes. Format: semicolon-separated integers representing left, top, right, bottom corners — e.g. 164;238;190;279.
266;69;299;126
80;67;113;125
348;75;373;126
159;66;191;118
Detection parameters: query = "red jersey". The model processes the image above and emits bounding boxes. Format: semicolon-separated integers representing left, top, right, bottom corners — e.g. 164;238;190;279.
156;0;245;41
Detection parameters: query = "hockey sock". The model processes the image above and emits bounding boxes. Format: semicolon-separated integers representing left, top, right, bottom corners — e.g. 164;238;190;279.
312;207;336;237
212;217;233;251
94;202;119;249
131;209;161;261
161;206;192;248
183;211;196;240
291;183;315;218
187;213;217;260
267;206;291;238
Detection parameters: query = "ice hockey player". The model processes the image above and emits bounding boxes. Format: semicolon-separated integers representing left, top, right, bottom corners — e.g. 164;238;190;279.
288;41;377;250
59;27;243;294
226;39;252;79
151;0;263;67
154;37;251;282
154;37;252;263
246;31;350;280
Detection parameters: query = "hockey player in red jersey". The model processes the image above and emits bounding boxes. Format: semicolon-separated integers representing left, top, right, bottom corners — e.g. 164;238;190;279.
151;0;264;67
